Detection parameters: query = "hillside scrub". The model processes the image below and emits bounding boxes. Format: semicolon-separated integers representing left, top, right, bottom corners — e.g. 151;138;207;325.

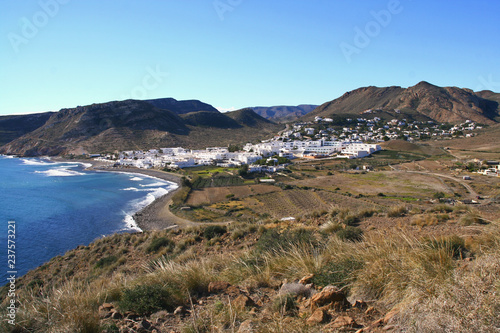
1;222;499;332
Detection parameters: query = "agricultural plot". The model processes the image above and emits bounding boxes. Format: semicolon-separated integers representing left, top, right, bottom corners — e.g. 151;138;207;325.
186;185;280;206
191;175;244;188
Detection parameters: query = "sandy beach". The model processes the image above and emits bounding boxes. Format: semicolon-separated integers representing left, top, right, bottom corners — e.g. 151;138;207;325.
55;157;191;231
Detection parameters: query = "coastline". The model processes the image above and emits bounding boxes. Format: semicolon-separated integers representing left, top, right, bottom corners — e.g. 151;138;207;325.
54;157;187;231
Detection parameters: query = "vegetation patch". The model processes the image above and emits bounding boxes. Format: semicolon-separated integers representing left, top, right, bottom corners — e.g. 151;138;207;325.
146;237;175;253
119;284;175;315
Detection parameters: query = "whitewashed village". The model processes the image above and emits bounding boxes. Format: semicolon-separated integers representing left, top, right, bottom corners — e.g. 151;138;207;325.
92;115;499;176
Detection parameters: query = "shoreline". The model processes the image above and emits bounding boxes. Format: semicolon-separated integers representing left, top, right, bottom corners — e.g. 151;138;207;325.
53;157;187;231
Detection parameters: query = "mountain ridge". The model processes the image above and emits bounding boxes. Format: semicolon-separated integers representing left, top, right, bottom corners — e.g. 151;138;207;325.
250;104;317;123
0;100;282;156
303;81;500;124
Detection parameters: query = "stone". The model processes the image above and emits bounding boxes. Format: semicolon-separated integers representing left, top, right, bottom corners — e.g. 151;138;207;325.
208;281;231;294
307;309;326;324
238;319;257;333
279;283;315;298
299;274;314;285
233;295;257;310
310;285;348;309
330;316;359;329
353;300;368;309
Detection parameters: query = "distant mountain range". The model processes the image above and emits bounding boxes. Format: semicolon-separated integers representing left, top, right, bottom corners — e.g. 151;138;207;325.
1;82;499;157
303;81;500;124
250;105;317;123
0;99;282;157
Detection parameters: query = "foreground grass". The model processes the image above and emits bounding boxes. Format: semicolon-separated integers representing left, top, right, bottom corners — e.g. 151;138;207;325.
1;218;499;332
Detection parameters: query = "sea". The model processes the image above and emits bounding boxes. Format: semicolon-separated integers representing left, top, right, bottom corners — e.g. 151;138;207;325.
0;156;177;282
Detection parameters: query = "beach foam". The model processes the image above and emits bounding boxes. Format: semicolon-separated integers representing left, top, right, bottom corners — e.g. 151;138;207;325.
130;177;143;181
139;182;168;187
35;168;86;177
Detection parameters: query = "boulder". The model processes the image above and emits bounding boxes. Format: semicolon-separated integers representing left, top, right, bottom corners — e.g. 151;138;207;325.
306;309;326;324
279;283;315;298
310;285;348;309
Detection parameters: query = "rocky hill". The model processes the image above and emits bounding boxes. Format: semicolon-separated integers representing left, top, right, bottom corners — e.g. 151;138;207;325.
0;100;282;156
304;81;500;124
251;104;317;123
145;97;219;114
0;112;54;146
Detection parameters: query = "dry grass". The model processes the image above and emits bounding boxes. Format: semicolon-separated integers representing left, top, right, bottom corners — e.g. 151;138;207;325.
3;218;500;332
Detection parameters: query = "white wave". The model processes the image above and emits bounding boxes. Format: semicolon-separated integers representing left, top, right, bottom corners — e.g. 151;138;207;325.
35;168;86;177
122;214;142;232
122;187;140;191
21;159;54;166
1;155;14;158
139;182;168;187
130;177;143;181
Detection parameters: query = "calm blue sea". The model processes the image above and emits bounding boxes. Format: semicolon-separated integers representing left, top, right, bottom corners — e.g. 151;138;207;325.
0;156;176;282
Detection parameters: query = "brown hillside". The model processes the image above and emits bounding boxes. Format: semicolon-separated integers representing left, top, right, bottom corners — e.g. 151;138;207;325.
305;81;499;124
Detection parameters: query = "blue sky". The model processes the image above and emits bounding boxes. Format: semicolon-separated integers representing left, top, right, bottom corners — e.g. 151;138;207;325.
1;0;499;115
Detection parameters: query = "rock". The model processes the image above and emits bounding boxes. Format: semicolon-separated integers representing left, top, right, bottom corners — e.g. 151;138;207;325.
279;283;315;298
310;285;348;309
307;309;326;324
238;319;257;333
353;300;368;309
299;274;314;285
233;295;257;310
330;316;359;329
208;281;231;294
174;306;185;316
110;310;123;320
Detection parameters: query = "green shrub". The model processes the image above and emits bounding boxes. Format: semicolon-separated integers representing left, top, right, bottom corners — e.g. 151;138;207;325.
336;226;363;242
312;258;364;288
203;225;227;240
146;237;175;253
118;284;175;316
94;255;118;269
427;235;467;259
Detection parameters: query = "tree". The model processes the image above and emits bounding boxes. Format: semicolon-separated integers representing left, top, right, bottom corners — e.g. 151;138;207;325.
238;164;249;177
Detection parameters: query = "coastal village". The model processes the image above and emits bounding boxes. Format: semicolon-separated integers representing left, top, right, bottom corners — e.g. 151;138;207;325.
93;116;496;175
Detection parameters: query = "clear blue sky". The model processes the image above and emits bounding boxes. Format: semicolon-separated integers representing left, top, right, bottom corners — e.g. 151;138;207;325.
1;0;499;115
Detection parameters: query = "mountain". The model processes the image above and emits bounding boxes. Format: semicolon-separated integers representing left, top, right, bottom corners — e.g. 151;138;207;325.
145;98;218;114
303;82;500;124
251;104;317;123
0;100;282;156
0;112;54;146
